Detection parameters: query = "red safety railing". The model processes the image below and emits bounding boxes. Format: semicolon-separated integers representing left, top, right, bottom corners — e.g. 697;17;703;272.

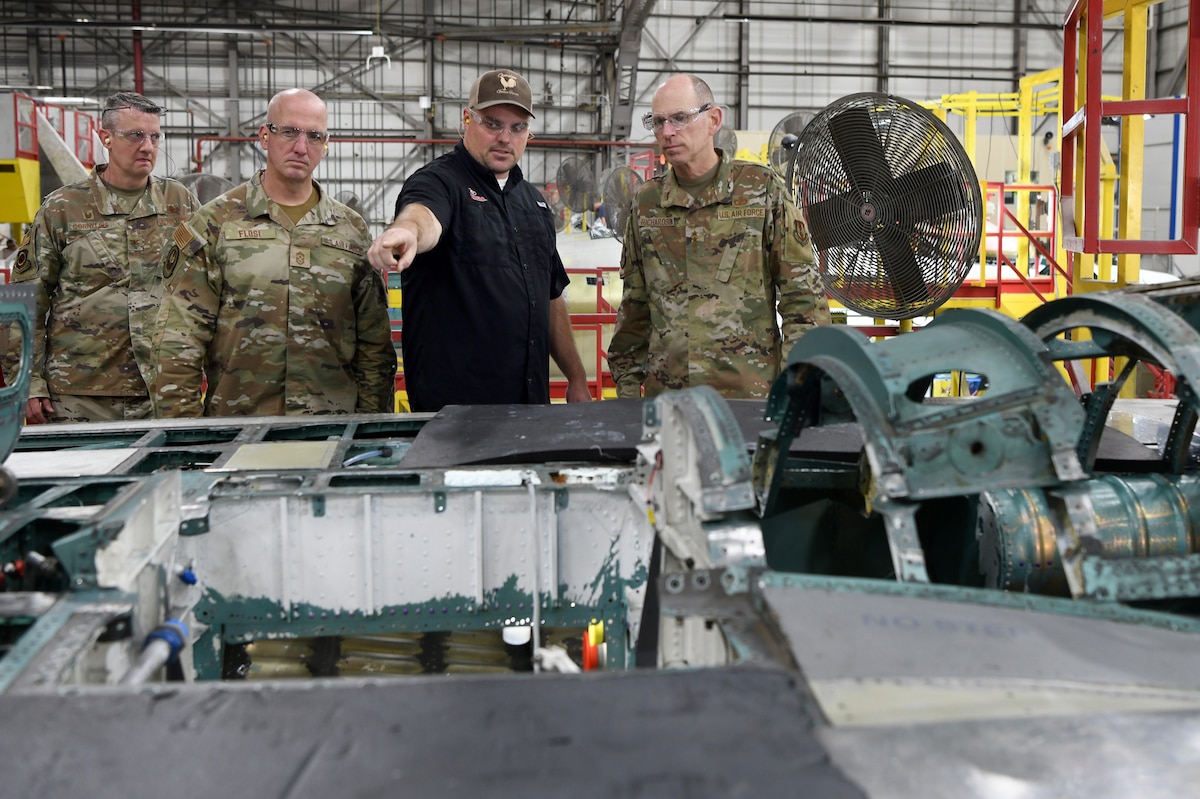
553;265;620;400
12;93;37;159
1144;363;1177;400
40;103;65;140
74;111;95;168
1061;0;1200;257
194;135;649;173
958;181;1067;307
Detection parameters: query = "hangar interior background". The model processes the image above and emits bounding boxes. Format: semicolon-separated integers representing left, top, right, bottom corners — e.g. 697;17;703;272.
0;0;1192;278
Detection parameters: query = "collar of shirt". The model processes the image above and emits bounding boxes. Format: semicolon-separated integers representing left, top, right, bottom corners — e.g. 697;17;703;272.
659;147;735;210
453;141;525;190
89;166;166;219
246;169;338;225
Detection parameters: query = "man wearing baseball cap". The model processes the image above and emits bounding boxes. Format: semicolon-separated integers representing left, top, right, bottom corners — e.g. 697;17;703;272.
368;69;590;412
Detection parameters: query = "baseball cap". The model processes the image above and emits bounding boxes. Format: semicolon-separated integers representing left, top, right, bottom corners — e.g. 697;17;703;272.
469;69;535;118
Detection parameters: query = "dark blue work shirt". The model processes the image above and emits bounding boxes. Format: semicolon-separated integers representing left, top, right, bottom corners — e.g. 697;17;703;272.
397;143;569;412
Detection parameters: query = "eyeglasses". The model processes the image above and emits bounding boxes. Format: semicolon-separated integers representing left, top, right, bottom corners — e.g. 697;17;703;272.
642;103;714;132
467;108;531;137
265;123;330;145
109;128;164;146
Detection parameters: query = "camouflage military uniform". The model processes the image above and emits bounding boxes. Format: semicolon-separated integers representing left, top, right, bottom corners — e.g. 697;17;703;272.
4;165;198;417
607;150;830;399
153;171;396;417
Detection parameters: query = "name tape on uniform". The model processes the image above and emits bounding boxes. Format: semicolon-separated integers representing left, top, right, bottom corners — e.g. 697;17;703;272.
717;207;765;220
320;236;366;257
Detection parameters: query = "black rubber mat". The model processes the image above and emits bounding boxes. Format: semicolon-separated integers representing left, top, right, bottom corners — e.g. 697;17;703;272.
399;399;864;468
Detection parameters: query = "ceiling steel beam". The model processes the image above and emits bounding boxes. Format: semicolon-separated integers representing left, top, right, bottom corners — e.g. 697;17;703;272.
721;13;1062;30
611;0;659;139
267;30;418;128
1;19;375;36
635;1;726;106
72;28;231;131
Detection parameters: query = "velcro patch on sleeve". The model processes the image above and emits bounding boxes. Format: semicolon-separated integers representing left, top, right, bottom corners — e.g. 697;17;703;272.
173;224;193;249
163;245;181;280
173;222;207;255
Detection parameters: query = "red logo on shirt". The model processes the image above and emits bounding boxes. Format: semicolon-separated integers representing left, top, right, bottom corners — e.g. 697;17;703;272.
469;188;488;203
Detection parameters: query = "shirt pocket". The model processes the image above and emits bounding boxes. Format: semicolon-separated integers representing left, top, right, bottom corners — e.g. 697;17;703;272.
458;201;504;265
640;224;686;288
309;236;365;308
513;204;556;274
714;229;766;295
220;223;286;287
61;226;124;297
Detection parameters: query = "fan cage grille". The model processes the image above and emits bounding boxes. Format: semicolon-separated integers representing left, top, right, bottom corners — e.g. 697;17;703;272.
794;93;982;320
556;157;597;212
601;166;643;238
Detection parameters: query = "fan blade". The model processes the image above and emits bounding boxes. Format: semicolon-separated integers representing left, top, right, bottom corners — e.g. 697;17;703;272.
890;161;970;227
873;225;930;308
805;191;870;251
826;107;892;195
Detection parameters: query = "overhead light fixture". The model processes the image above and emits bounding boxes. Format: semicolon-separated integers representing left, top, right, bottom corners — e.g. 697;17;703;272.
366;44;391;69
39;97;99;106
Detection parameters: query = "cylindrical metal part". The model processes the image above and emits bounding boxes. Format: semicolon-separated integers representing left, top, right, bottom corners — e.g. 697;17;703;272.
979;473;1200;595
119;638;173;686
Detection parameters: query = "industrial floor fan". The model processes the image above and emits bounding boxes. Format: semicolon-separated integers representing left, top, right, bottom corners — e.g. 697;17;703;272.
556;156;597;215
793;93;983;320
600;165;643;240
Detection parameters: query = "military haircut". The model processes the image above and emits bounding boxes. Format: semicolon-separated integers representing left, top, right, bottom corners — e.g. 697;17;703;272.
681;74;715;107
101;91;164;130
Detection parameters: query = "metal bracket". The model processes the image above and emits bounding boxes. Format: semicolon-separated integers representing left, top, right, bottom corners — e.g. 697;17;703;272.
640;386;760;570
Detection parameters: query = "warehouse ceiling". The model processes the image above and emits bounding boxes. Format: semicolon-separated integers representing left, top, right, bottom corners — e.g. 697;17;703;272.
0;0;1191;227
1;2;1191;137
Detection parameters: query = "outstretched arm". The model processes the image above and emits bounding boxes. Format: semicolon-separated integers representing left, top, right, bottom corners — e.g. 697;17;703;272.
367;204;443;273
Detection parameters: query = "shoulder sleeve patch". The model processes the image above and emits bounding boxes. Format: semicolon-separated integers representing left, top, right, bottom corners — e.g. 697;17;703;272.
173;223;194;250
163;245;181;280
173;222;208;256
13;248;31;274
793;218;810;245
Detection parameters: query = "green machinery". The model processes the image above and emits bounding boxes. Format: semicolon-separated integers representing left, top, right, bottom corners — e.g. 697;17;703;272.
4;283;1200;795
